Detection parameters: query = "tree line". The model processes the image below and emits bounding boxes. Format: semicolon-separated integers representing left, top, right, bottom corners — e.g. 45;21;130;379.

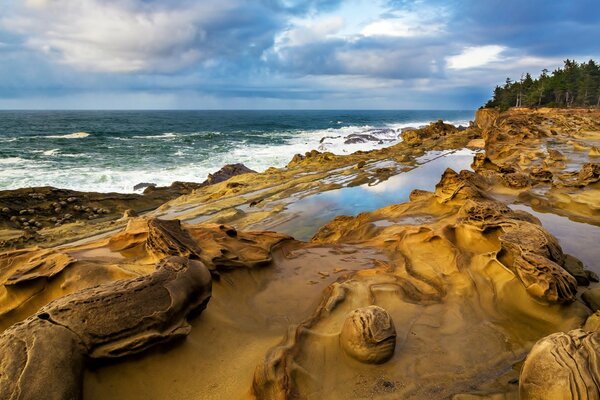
485;59;600;110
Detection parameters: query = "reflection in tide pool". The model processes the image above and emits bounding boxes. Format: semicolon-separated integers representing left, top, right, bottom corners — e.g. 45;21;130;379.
509;204;600;274
270;149;476;240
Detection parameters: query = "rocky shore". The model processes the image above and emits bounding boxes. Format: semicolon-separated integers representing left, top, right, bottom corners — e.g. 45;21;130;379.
1;108;600;399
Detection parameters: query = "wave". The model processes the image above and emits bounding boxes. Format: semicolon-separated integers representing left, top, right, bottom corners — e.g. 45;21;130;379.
0;117;474;193
132;132;177;139
0;157;26;165
46;132;91;139
43;149;60;156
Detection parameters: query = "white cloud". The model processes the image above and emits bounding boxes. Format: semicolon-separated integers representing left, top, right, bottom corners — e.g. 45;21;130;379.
0;0;266;73
360;8;447;38
446;45;506;69
275;16;345;49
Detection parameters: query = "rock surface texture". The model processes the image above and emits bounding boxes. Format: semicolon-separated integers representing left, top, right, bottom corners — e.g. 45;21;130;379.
0;256;212;400
520;329;600;399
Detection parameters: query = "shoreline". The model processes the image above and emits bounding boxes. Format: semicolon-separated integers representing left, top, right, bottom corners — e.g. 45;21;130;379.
0;110;474;194
1;107;600;399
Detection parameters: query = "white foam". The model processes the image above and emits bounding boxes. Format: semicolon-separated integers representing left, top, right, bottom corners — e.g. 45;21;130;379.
132;132;177;139
0;118;474;193
43;149;60;156
45;132;91;139
0;157;26;165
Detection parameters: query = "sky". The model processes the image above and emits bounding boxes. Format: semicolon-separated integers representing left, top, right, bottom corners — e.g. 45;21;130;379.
0;0;598;110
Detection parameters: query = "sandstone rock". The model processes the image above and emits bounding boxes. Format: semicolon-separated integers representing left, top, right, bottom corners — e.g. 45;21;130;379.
501;172;532;188
339;306;397;364
529;168;553;182
579;162;600;185
466;138;485;149
520;329;600;399
122;209;138;218
583;311;600;331
0;248;76;285
0;256;212;400
434;169;487;203
513;252;577;304
547;149;566;161
145;218;203;260
582;288;600;312
474;108;500;130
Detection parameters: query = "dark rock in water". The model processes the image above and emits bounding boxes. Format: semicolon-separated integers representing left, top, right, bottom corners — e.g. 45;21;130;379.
344;134;380;144
134;182;156;191
0;255;212;400
202;163;256;186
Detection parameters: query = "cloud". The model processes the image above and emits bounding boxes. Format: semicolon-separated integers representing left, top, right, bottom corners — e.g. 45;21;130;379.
360;6;447;38
446;45;506;70
0;0;598;109
1;0;283;73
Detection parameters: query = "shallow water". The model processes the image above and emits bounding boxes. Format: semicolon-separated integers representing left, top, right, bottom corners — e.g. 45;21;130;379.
264;149;476;240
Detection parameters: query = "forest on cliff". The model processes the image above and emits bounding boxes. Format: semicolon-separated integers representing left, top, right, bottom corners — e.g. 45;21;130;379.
485;59;600;110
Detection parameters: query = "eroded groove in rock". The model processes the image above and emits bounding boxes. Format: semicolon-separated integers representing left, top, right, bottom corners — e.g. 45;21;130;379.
0;247;76;285
0;256;212;399
513;252;577;303
520;329;600;399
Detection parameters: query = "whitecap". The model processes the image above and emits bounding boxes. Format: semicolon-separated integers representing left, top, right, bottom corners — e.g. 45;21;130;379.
0;157;26;164
46;132;91;139
132;132;177;139
43;149;60;156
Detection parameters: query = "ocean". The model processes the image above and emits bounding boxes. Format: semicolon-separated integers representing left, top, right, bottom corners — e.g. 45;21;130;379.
0;110;473;193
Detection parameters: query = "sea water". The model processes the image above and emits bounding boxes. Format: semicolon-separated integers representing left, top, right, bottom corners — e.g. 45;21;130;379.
0;110;473;193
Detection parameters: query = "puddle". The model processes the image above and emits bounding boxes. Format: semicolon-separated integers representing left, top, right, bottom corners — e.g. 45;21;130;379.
509;203;600;273
262;149;476;240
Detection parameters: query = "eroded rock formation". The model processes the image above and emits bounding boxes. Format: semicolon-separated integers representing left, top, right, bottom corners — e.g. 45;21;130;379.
0;256;212;400
520;329;600;399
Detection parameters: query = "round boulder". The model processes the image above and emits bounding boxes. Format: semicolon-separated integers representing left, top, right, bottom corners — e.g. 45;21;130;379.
339;305;396;364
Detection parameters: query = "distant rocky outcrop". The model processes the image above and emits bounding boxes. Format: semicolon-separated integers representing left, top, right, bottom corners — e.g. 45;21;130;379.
201;163;256;186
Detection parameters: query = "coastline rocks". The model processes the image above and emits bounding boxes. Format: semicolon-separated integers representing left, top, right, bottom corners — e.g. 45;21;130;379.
339;306;397;364
475;108;500;130
513;252;577;304
133;182;156;191
466;138;485;149
0;255;212;400
201;163;256;186
519;329;600;399
578;162;600;185
582;288;600;312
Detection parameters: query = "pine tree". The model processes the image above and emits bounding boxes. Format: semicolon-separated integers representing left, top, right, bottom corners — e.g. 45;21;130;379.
485;59;600;109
